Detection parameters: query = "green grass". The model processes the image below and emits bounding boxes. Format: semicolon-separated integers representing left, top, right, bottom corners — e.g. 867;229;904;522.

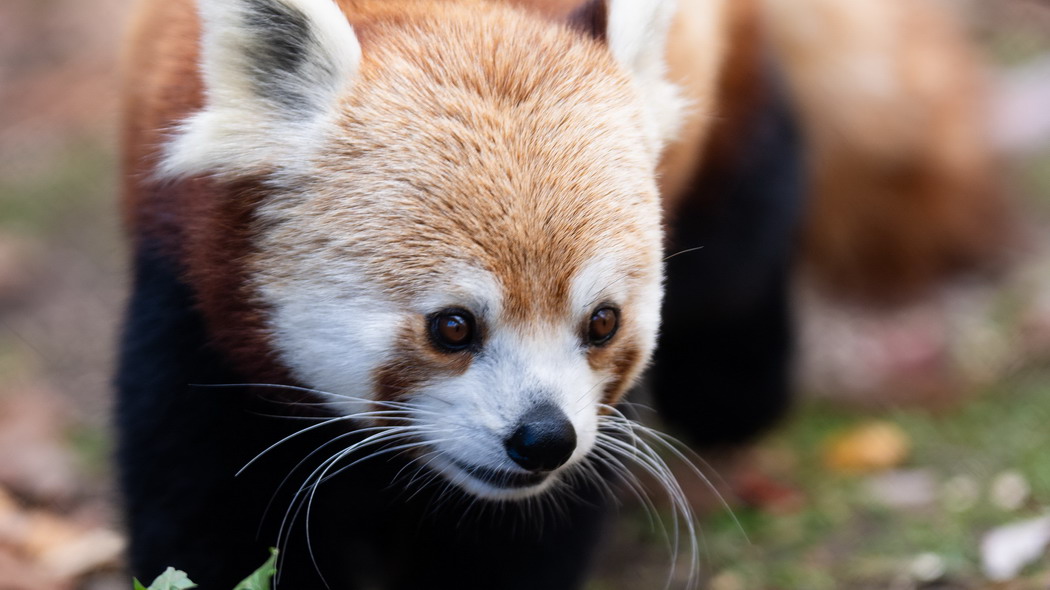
0;140;117;236
1019;148;1050;213
697;371;1050;588
67;423;112;479
985;28;1050;67
590;371;1050;589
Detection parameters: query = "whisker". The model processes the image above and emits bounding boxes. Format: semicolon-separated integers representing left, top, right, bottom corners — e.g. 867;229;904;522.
588;443;663;537
662;245;704;262
256;423;435;536
301;436;450;590
237;411;431;476
596;432;696;589
594;435;683;559
572;380;608;414
578;245;704;314
603;411;748;544
227;382;734;590
191;382;400;403
610;398;659;416
316;437;453;487
589;405;741;590
276;427;427;583
401;451;448;502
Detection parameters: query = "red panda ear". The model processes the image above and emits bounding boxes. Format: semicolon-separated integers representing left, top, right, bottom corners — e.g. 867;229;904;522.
585;0;685;154
568;0;608;42
161;0;361;179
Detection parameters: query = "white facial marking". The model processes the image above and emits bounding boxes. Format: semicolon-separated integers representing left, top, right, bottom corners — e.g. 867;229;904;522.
260;260;504;420
409;264;503;319
260;260;400;418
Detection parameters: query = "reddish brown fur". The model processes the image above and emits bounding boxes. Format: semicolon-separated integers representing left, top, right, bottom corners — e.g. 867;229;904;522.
250;1;661;321
121;0;288;378
179;178;288;381
760;0;1007;301
590;341;641;404
698;0;767;179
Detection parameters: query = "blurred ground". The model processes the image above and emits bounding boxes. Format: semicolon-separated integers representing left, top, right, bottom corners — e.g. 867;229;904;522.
0;0;1048;589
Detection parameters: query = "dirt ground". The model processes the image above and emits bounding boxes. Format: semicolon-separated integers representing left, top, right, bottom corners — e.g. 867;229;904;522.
1;0;1049;589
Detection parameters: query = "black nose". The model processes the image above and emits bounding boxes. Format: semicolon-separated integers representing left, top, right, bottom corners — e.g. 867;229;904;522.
504;402;577;472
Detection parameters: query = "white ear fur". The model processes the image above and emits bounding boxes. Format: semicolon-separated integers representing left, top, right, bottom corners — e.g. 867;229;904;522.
606;0;685;152
160;0;361;179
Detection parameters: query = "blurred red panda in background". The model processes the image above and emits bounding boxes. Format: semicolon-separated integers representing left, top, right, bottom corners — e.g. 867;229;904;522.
761;0;1006;301
645;0;1006;443
116;0;1003;587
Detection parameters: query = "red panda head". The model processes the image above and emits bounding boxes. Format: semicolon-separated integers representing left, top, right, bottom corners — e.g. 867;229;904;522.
161;0;683;500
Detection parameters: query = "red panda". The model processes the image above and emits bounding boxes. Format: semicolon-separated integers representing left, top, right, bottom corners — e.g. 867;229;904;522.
116;0;1000;587
759;0;1005;300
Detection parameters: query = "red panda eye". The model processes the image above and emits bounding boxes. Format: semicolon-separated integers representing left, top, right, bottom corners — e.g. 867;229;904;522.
587;307;619;346
429;309;476;352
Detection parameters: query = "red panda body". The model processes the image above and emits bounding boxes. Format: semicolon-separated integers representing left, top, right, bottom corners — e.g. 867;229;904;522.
116;0;998;587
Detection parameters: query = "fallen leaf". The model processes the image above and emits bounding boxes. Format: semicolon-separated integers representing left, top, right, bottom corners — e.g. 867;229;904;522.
0;388;79;505
38;526;125;579
910;552;947;583
0;484;124;584
865;469;937;509
981;514;1050;581
823;421;911;474
732;467;805;515
22;510;82;560
708;570;745;590
0;486;17;518
990;470;1031;512
0;547;69;590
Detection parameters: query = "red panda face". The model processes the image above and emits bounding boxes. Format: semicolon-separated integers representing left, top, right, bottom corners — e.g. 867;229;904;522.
161;0;681;499
255;253;663;498
247;44;665;496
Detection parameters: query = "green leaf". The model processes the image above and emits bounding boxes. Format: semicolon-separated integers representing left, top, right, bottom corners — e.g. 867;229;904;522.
142;567;197;590
133;579;148;590
233;548;279;590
